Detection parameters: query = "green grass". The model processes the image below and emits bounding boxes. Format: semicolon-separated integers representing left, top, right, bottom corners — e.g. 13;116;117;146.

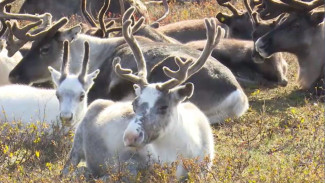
1;1;324;182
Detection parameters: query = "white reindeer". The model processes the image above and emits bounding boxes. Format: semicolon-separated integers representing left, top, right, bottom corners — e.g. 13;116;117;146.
62;10;219;179
115;17;220;179
0;41;99;127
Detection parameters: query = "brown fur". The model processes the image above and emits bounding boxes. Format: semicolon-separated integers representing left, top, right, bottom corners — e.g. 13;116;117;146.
186;39;288;86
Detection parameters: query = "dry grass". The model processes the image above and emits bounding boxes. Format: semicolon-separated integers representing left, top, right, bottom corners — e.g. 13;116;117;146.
1;1;324;182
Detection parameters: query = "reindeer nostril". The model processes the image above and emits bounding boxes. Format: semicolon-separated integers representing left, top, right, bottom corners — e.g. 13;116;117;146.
9;74;19;83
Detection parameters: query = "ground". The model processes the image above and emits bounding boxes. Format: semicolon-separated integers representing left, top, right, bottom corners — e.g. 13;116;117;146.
0;1;324;182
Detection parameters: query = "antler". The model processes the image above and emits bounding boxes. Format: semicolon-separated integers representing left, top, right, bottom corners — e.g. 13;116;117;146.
0;4;11;38
59;40;70;82
82;0;116;37
0;19;7;38
245;0;286;29
216;0;242;16
280;0;324;11
113;7;147;86
155;0;170;23
5;17;68;57
0;0;52;23
78;42;90;83
157;18;223;91
256;0;324;20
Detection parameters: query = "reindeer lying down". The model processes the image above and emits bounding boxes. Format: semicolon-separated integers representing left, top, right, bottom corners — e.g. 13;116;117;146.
5;5;248;124
0;41;98;131
185;39;288;87
63;13;218;179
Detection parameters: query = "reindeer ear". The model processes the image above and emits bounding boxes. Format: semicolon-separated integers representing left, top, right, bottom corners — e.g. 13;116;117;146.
216;13;231;24
84;69;100;91
133;84;141;96
309;11;324;26
48;66;61;87
172;82;194;102
57;25;81;41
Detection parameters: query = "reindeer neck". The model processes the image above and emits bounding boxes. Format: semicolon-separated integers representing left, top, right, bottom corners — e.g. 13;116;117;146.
295;26;325;89
296;24;324;62
150;103;200;162
68;34;126;74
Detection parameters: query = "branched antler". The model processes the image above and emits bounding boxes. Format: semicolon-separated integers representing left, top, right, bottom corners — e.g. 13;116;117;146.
113;7;148;86
5;17;68;57
256;0;324;20
114;8;222;90
216;0;242;16
82;0;116;37
0;0;52;23
6;21;26;57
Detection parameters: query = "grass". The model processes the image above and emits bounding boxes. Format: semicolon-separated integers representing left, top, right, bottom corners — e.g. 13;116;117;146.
1;1;324;182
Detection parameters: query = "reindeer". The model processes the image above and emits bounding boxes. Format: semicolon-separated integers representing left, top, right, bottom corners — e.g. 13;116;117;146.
215;0;253;39
63;16;218;179
255;0;324;90
0;41;99;128
155;18;229;43
183;0;288;86
7;6;248;123
115;17;219;179
185;38;288;86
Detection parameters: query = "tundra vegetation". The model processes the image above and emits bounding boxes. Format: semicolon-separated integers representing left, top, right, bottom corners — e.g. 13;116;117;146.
0;0;324;182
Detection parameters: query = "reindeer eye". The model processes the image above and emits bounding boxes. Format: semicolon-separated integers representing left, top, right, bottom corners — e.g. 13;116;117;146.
79;93;85;101
40;46;50;55
158;106;168;114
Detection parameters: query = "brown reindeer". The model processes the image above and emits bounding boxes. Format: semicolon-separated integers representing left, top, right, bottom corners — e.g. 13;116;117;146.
255;0;324;91
184;0;288;86
215;0;254;39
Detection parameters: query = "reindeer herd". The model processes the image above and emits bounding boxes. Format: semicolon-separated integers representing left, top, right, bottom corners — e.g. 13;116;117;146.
0;0;323;179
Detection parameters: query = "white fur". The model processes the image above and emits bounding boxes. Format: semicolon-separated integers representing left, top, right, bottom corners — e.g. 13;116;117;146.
63;100;154;177
56;34;123;76
138;85;161;110
148;103;214;178
205;89;249;123
0;85;58;123
123;83;215;178
55;76;87;124
0;43;22;86
0;69;97;127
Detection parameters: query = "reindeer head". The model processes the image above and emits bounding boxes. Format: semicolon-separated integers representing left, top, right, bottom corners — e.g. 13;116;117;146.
113;7;222;147
255;0;324;58
7;19;82;84
0;0;83;84
48;41;99;123
243;0;286;63
216;0;253;39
